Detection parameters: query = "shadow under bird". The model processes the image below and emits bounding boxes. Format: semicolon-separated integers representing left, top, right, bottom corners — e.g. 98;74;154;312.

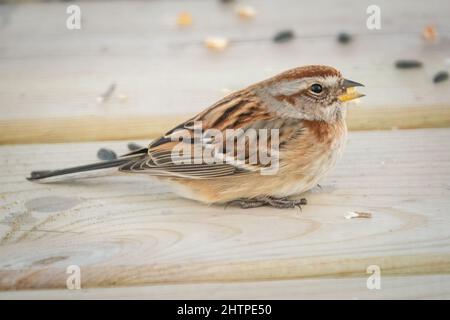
28;65;364;209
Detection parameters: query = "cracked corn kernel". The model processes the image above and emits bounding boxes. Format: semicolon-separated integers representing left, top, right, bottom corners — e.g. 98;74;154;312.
237;5;256;19
422;24;438;42
204;37;229;51
176;11;193;26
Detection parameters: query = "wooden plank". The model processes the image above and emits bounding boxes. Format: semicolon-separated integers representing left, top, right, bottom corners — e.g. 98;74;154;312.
0;128;449;291
0;115;188;144
1;105;450;144
1;275;450;299
1;0;450;143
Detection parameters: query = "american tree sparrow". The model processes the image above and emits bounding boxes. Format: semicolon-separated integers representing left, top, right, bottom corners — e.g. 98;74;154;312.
28;65;364;209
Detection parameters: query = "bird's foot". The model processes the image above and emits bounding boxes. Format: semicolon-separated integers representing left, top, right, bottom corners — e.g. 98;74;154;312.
227;199;267;209
227;197;307;209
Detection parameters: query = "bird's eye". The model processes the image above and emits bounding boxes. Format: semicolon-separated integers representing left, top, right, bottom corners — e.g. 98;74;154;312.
310;83;323;94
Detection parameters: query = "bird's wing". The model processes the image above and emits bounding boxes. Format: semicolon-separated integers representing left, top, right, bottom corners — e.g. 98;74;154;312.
119;90;303;179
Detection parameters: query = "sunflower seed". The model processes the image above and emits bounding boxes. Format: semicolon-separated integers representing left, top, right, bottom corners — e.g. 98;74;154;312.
273;30;295;43
97;148;117;161
127;142;144;151
433;71;449;83
337;32;352;44
395;60;423;69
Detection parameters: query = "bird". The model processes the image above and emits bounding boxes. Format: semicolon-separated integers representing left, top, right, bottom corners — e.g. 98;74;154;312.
27;65;364;209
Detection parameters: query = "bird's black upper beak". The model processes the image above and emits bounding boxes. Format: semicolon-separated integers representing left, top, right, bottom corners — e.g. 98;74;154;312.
342;79;364;89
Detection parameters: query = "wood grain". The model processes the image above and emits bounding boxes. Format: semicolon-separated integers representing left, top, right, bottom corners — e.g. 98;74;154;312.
1;275;450;299
0;128;449;295
0;115;187;144
1;105;450;144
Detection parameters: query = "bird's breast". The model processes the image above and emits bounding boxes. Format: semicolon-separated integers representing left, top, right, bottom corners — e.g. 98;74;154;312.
275;119;347;196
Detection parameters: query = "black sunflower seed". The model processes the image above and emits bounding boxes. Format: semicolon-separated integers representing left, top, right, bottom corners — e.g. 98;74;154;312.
433;71;449;83
273;30;295;43
127;142;144;151
395;60;423;69
97;148;117;161
337;32;352;44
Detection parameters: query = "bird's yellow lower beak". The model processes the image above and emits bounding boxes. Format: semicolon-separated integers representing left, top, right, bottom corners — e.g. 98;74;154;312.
338;87;365;102
338;78;365;102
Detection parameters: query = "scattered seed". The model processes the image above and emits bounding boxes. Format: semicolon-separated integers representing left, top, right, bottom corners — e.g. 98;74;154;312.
97;148;117;161
345;211;372;219
97;83;116;103
273;30;295;43
117;93;128;102
395;60;423;69
237;5;256;19
433;71;449;83
337;32;352;44
422;24;438;42
127;142;144;151
204;37;229;51
220;0;234;3
176;11;193;27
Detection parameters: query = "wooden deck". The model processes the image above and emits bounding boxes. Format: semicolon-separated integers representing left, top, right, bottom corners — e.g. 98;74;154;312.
1;128;450;298
1;0;450;299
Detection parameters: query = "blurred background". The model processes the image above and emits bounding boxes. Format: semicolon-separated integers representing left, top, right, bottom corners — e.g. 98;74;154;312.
0;0;449;143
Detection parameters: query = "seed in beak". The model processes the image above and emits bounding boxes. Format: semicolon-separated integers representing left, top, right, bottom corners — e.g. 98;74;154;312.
338;87;365;102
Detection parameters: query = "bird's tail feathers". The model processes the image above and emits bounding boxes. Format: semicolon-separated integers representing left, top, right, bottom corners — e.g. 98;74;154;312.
27;158;131;183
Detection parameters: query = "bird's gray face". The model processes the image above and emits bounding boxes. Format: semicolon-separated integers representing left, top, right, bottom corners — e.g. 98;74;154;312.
258;75;364;122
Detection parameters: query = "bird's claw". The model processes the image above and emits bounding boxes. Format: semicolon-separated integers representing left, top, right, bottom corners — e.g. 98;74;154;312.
227;197;307;210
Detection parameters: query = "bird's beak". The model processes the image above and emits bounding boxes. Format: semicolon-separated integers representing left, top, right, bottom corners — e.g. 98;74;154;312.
338;79;365;102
